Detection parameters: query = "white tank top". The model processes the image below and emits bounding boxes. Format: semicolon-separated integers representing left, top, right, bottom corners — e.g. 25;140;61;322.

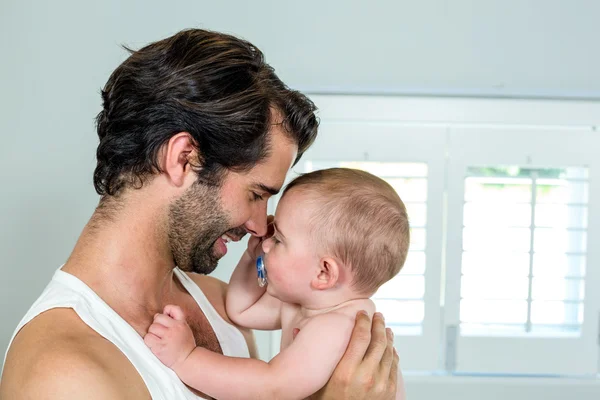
3;267;250;400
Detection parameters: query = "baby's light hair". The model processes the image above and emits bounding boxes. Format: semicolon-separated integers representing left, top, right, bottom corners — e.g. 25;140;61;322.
283;168;410;295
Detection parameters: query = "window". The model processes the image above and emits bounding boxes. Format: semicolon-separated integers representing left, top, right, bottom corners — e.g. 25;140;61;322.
460;166;588;337
445;127;600;375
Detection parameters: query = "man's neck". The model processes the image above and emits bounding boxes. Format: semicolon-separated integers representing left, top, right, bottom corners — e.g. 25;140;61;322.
62;196;177;333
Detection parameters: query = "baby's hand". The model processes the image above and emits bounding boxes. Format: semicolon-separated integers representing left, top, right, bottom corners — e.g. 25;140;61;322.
144;305;196;372
245;215;275;259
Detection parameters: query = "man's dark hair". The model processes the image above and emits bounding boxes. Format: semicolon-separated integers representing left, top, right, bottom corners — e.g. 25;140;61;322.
94;28;319;196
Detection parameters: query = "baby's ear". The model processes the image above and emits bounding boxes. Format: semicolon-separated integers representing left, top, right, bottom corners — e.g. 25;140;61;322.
311;257;341;291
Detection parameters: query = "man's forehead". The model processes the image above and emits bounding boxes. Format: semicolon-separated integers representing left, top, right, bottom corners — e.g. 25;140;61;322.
243;122;297;194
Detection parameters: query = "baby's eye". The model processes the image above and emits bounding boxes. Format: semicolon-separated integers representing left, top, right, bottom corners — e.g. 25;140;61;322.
272;236;281;245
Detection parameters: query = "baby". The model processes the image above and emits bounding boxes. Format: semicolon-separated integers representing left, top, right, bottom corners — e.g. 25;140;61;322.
145;168;409;400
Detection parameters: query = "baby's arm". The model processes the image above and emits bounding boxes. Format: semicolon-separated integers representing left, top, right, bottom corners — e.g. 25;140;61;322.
145;306;355;400
226;236;282;330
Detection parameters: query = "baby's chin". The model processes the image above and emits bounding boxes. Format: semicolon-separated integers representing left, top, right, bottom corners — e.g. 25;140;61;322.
265;283;276;296
267;284;302;304
266;283;285;301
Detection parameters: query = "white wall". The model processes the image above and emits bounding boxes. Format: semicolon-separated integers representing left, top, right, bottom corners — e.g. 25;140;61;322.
2;1;600;398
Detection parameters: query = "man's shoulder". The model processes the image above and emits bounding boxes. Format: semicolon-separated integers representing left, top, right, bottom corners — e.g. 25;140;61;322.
7;307;102;355
1;308;149;399
185;272;229;306
184;272;232;322
186;272;228;292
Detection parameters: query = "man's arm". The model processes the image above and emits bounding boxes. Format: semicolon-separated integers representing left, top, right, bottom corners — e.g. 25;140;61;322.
1;309;150;400
1;347;133;400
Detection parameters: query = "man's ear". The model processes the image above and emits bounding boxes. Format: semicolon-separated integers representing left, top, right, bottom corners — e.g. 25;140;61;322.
161;132;199;187
311;257;342;291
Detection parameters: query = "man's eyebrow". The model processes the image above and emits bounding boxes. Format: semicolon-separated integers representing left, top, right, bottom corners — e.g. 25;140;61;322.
253;183;280;196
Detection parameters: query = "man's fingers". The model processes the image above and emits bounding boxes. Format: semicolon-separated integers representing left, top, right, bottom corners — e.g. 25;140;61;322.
364;312;388;365
391;348;405;400
338;311;372;367
164;304;186;321
379;327;395;373
390;347;400;383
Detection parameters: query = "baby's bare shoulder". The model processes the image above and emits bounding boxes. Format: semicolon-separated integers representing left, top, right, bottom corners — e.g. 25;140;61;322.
334;298;377;319
309;299;376;329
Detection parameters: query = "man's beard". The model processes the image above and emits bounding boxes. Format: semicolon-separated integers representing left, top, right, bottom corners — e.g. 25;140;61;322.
168;181;244;274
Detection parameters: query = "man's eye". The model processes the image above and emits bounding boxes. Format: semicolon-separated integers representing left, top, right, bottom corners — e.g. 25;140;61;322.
252;192;264;201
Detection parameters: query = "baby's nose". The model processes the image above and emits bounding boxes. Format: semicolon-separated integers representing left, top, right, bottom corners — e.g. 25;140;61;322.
261;238;272;253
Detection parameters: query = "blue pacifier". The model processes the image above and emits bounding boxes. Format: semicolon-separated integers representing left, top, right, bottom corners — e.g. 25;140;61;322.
256;255;268;287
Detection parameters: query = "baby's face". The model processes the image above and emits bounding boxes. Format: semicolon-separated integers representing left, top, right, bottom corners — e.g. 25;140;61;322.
260;189;321;303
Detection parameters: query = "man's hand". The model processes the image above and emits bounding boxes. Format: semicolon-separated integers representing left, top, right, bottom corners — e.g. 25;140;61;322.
311;311;404;400
144;305;196;373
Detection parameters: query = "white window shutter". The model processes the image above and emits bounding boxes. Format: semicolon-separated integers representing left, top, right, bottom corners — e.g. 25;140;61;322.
444;127;600;375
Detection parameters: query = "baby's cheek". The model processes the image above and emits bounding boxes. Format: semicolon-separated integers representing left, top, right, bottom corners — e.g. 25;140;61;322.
275;268;299;292
266;264;281;285
267;265;286;288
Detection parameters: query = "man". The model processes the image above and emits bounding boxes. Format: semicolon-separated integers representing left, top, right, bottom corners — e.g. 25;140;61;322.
1;29;401;399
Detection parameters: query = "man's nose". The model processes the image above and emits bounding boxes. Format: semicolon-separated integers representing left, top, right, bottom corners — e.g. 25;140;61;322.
244;205;268;237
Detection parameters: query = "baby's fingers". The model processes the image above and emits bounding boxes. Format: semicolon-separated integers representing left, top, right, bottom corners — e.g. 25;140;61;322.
144;332;161;350
148;322;168;339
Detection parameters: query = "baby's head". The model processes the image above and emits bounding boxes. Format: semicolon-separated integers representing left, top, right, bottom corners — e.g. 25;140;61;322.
261;168;410;303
